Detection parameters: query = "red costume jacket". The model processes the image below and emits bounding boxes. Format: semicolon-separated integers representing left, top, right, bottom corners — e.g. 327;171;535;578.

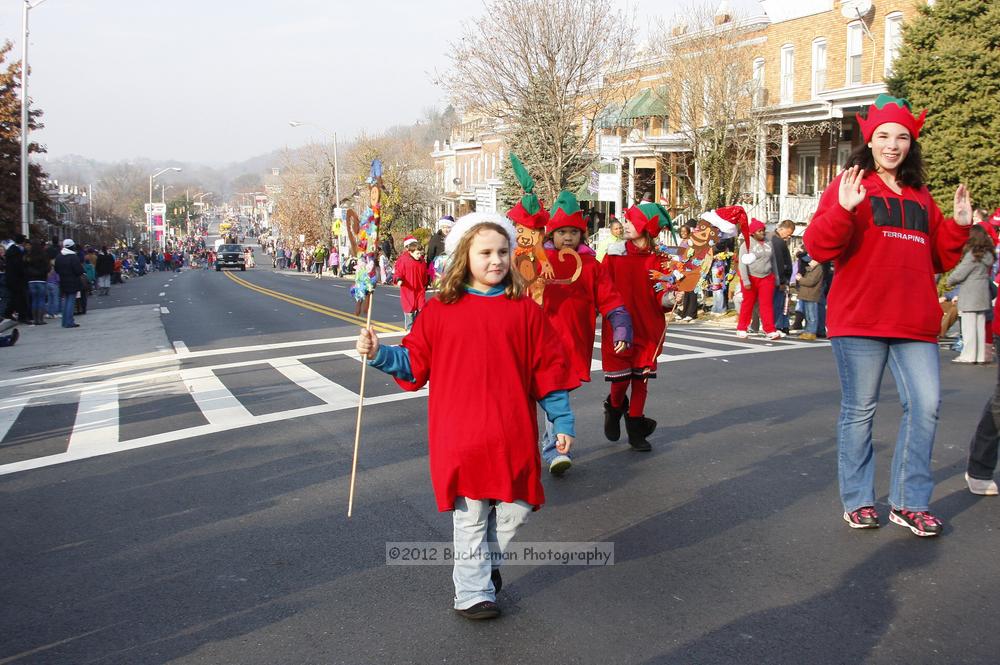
392;252;428;313
395;293;578;511
600;241;666;377
542;246;625;383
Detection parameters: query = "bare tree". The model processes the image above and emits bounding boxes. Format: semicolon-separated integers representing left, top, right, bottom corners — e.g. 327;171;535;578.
646;4;775;214
443;0;635;204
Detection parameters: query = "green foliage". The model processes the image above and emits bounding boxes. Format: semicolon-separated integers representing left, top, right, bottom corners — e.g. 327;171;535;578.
887;0;1000;207
0;40;55;238
411;227;431;247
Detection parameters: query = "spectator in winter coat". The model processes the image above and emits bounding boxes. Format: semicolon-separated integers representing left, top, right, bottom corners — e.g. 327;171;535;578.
947;224;995;364
771;220;796;333
54;239;85;328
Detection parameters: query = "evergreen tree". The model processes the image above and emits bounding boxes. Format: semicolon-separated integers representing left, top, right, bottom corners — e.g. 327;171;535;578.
887;0;1000;207
497;102;590;213
0;40;55;238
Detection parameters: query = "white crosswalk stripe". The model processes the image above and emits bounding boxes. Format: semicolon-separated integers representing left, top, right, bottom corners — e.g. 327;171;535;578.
1;327;819;475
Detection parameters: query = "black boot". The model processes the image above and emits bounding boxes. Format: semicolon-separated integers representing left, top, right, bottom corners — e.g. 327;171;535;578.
603;395;628;442
624;415;652;452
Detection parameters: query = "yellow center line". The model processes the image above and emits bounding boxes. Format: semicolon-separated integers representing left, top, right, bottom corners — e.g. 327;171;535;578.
223;271;404;333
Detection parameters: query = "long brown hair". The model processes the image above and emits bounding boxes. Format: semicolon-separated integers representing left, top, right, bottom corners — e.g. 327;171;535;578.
965;224;996;263
437;222;526;304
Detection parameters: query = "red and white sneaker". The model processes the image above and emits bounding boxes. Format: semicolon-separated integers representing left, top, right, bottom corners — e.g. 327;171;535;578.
765;330;785;340
843;506;880;529
889;508;943;537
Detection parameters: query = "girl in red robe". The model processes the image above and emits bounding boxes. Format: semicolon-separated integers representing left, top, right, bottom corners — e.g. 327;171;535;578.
357;212;578;620
601;203;673;451
392;235;428;330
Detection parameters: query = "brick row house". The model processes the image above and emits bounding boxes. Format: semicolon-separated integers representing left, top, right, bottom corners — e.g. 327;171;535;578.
431;0;923;229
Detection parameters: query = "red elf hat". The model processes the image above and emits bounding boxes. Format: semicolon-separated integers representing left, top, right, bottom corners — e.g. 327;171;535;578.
858;94;927;143
506;153;550;230
547;190;588;234
624;202;672;238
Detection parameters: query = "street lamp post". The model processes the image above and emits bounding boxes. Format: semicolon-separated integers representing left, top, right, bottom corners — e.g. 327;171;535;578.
20;0;48;238
148;167;181;253
289;120;340;247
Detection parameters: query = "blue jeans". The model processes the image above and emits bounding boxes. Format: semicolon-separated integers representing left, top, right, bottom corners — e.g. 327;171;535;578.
451;497;531;609
712;288;726;313
28;281;47;312
803;300;819;334
540;418;570;465
61;292;76;327
773;287;789;330
831;337;940;513
46;282;59;315
817;294;828;337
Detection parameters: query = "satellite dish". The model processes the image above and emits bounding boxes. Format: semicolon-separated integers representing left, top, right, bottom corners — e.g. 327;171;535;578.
840;0;873;20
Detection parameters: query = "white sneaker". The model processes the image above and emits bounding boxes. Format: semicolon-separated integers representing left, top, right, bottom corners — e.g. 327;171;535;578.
965;473;999;496
549;455;572;476
735;330;748;339
766;331;785;340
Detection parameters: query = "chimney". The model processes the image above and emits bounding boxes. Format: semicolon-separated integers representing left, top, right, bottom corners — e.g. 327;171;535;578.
715;0;732;25
672;23;688;37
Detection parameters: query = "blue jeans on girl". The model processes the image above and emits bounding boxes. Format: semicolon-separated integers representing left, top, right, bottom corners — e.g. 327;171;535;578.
451;497;531;610
831;337;940;514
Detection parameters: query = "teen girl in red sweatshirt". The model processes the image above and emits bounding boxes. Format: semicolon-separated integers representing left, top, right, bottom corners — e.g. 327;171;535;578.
804;95;972;537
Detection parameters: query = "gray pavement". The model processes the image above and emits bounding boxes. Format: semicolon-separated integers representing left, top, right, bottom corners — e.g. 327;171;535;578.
2;250;999;664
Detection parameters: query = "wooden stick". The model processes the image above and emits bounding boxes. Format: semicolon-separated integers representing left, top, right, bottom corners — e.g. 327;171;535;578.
347;291;375;517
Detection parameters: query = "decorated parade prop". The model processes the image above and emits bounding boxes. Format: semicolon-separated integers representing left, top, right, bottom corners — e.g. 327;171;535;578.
507;155;582;304
348;160;383;518
647;205;741;297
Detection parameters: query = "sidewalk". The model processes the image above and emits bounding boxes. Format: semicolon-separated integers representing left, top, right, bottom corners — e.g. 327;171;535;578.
0;305;172;383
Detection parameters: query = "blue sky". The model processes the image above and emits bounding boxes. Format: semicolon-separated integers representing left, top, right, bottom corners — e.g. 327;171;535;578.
1;0;763;164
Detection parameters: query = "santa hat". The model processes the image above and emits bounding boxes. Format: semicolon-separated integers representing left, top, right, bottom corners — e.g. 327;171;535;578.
624;202;672;238
700;206;743;237
736;218;767;264
444;212;518;256
506;153;550;230
437;215;455;231
858;94;927;143
991;208;1000;224
402;235;418;247
546;190;587;234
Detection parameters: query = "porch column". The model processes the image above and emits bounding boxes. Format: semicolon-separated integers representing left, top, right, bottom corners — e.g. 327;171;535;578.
755;125;767;207
627;157;635;207
779;122;789;221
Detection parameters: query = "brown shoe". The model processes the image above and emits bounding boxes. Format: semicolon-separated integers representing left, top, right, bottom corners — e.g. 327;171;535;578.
455;601;500;620
799;333;817;341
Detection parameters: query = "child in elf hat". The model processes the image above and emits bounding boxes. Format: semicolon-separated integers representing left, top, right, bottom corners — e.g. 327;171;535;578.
356;212;578;620
393;235;428;330
600;202;673;452
804;93;973;536
533;189;633;475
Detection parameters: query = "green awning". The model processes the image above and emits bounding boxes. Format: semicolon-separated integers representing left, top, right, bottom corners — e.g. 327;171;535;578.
595;102;624;129
620;89;652;120
621;86;669;120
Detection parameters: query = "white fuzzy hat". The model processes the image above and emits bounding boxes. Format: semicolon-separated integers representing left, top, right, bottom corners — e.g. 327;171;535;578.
444;212;518;256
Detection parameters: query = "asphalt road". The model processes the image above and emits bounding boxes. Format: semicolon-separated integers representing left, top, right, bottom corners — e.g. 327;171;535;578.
2;230;999;664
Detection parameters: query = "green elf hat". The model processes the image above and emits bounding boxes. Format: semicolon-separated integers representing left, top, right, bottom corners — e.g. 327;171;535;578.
624;202;673;238
858;94;926;143
546;190;587;234
506;153;550;230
